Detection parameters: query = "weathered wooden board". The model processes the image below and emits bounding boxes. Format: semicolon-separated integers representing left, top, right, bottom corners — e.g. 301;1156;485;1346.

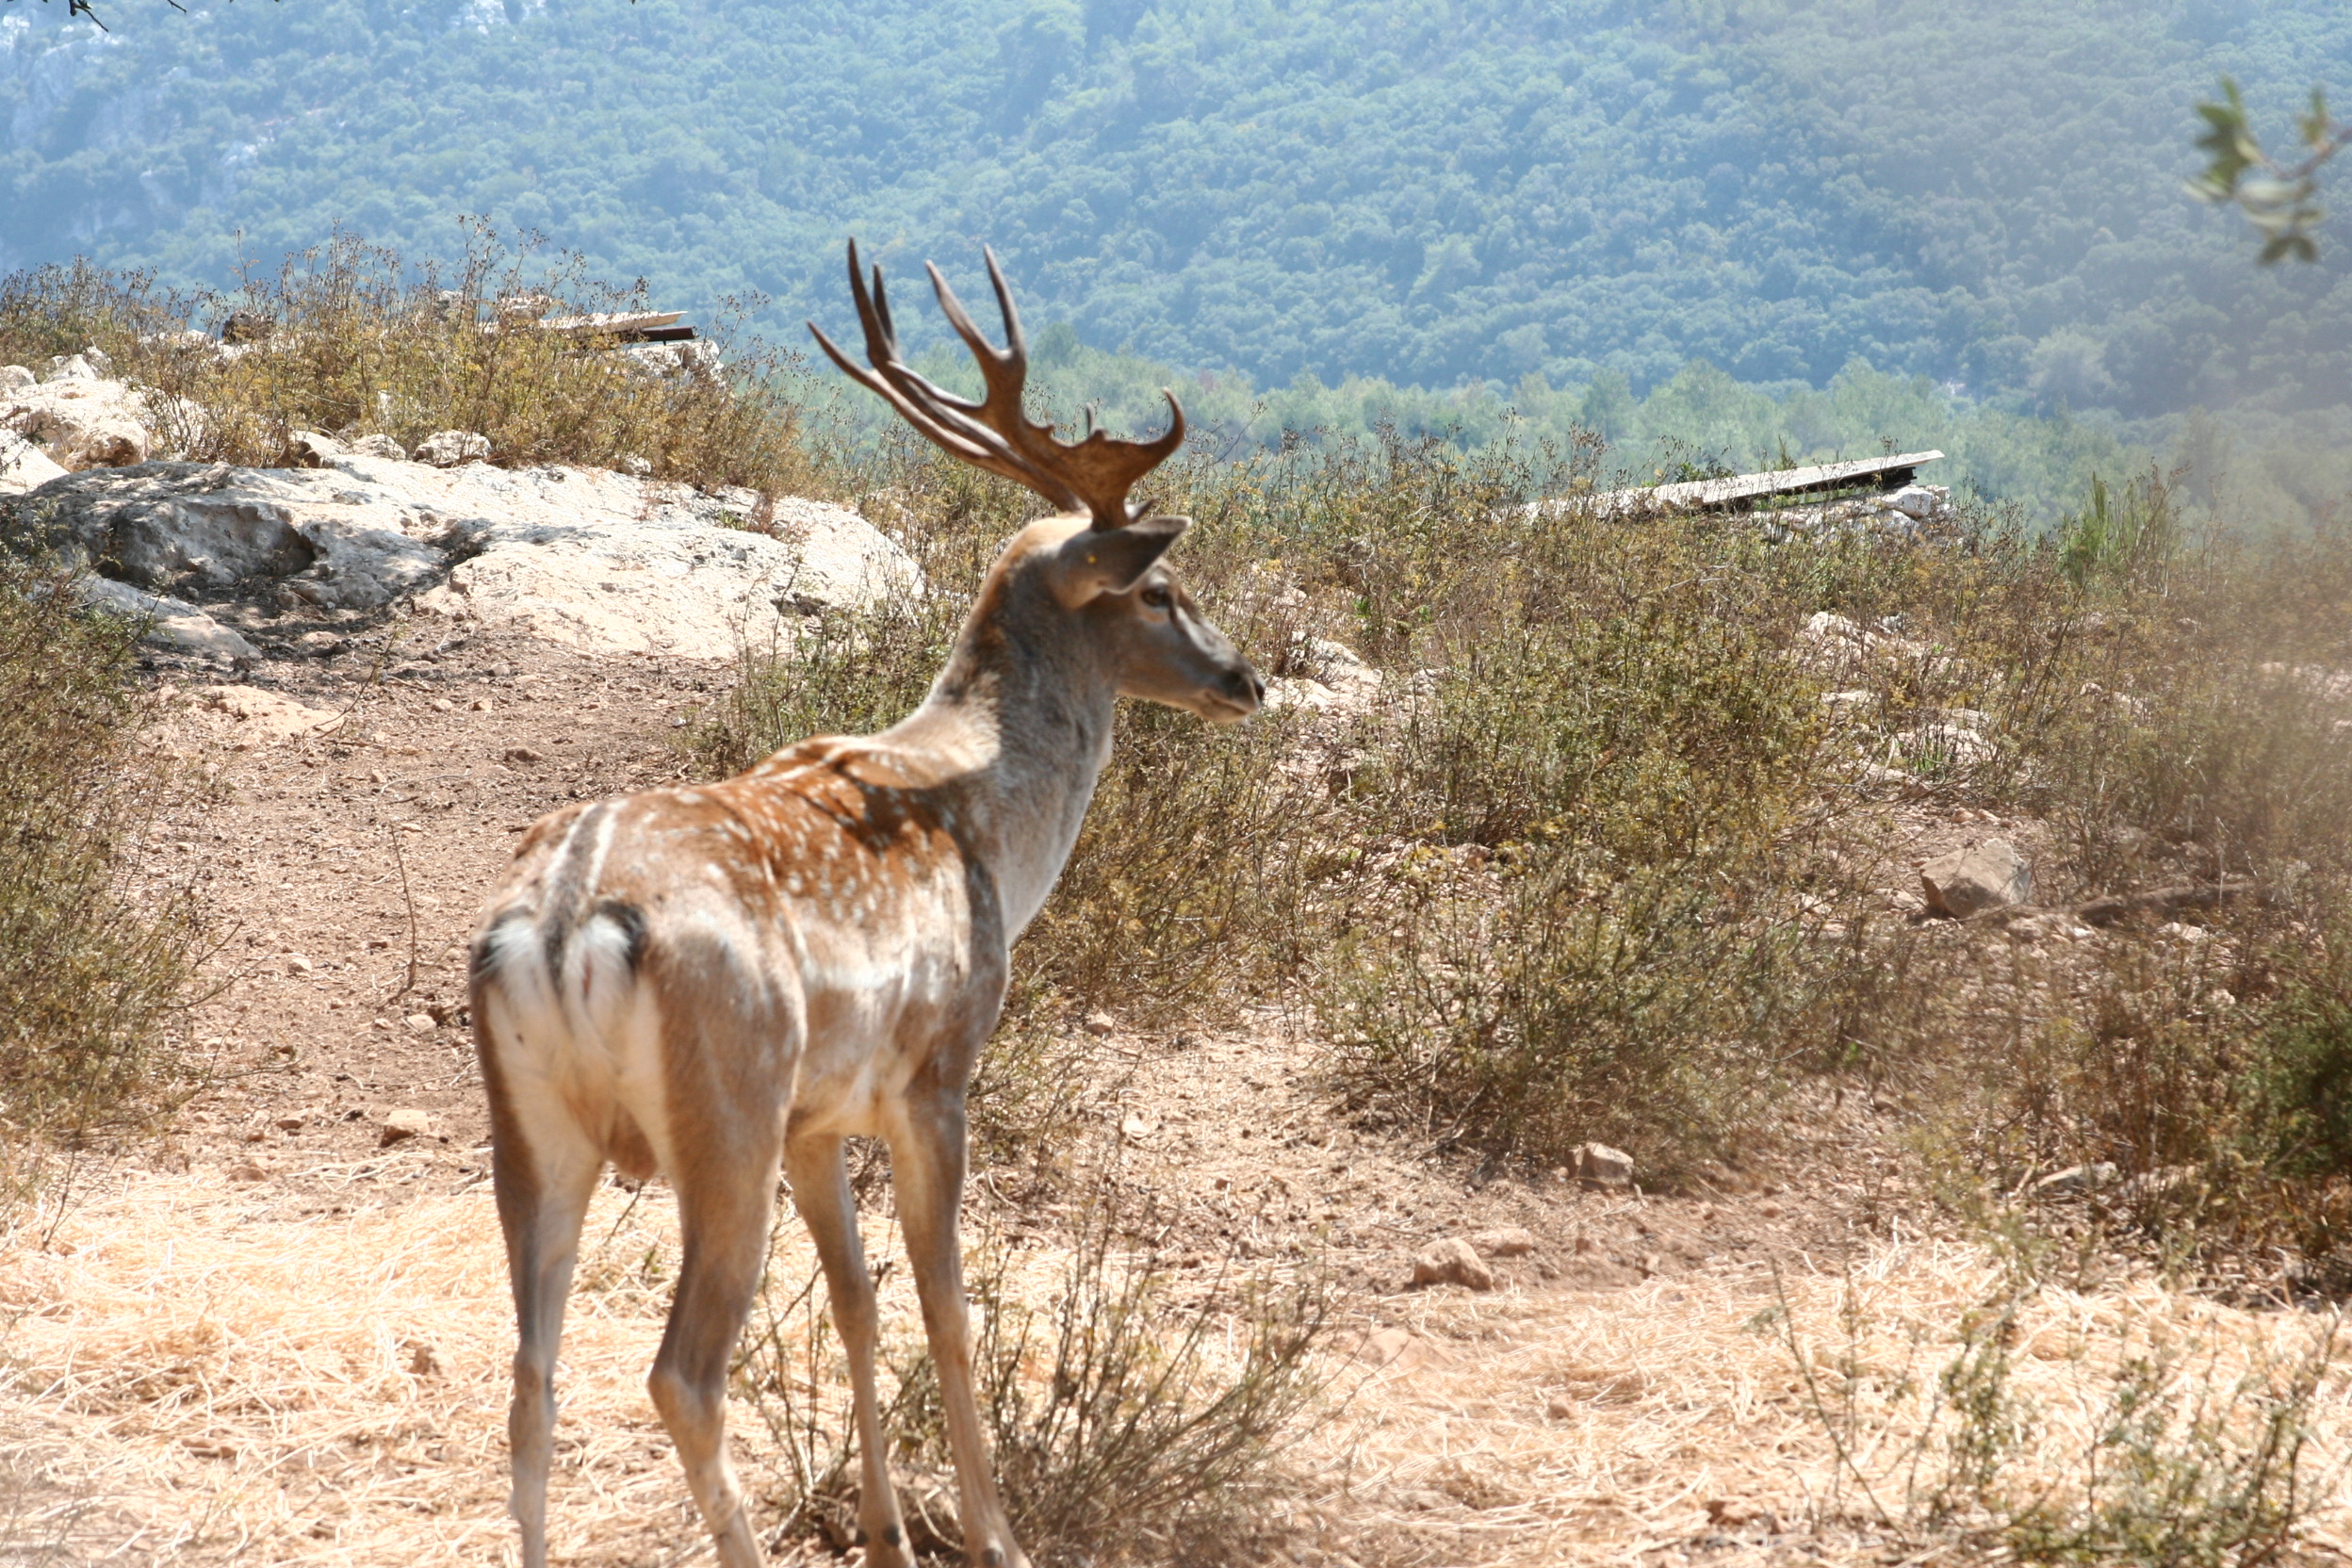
1571;449;1946;517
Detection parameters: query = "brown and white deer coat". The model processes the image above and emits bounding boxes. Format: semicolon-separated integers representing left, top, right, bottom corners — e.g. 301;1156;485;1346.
469;243;1262;1568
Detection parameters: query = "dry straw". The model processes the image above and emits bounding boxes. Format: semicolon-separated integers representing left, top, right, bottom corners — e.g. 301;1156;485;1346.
8;1158;2350;1566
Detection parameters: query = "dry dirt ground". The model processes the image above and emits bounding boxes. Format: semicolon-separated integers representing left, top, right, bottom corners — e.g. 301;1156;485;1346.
6;622;2351;1567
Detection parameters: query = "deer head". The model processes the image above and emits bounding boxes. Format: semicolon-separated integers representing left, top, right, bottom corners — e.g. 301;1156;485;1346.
808;241;1262;725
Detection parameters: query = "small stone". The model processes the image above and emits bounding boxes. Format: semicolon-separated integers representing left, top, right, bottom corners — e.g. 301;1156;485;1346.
273;1114;307;1132
429;697;456;712
403;1013;436;1035
1470;1226;1537;1259
470;697;494;712
502;746;544;763
1081;1012;1116;1037
1757;1200;1784;1218
294;629;348;657
1411;1237;1495;1291
1919;838;2033;918
286;955;314;974
1573;1142;1635;1189
379;1108;435;1146
226;1160;270;1182
0;365;34;391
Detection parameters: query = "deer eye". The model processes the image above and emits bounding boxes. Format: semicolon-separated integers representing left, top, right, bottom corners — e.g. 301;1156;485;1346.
1139;585;1172;610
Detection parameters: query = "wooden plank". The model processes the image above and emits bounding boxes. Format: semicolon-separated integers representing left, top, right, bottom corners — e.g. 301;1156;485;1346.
1575;449;1946;517
530;310;685;337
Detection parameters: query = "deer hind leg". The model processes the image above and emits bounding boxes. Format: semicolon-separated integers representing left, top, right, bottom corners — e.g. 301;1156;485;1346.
784;1133;913;1568
490;1108;601;1568
892;1101;1031;1568
649;1109;781;1568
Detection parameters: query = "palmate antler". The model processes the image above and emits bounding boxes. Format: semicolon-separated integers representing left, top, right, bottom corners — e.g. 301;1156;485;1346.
808;239;1184;531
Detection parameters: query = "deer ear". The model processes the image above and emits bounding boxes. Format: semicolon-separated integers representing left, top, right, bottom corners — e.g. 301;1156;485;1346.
1050;514;1190;603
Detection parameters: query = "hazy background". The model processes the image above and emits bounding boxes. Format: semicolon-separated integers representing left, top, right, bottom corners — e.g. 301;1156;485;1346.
8;0;2351;514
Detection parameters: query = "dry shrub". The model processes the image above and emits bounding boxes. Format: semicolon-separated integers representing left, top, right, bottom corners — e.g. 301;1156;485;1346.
736;1168;1329;1566
1838;490;2352;1282
0;231;818;494
1788;1250;2343;1566
0;565;205;1164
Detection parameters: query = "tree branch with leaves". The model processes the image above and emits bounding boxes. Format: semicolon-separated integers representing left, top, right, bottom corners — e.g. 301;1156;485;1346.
2190;76;2351;264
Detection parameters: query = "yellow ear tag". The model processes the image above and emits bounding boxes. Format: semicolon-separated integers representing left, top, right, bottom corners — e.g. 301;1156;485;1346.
1086;553;1098;564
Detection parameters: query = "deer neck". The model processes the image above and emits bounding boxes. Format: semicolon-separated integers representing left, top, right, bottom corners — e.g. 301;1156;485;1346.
885;568;1118;941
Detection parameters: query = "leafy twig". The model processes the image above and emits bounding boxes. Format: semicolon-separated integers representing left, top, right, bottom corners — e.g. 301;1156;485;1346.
2190;76;2352;264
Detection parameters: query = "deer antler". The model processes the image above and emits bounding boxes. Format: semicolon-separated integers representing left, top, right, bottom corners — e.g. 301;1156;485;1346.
808;239;1184;531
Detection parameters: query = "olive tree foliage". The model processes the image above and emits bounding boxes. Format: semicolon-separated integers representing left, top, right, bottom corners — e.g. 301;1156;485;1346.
2192;76;2352;266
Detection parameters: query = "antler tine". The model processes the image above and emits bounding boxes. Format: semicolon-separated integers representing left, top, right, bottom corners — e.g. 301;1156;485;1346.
983;246;1027;361
810;248;1066;497
811;239;1189;530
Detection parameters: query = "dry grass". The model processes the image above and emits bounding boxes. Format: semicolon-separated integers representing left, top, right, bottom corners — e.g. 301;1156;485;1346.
0;1152;1331;1567
10;1159;2351;1567
1304;1238;2352;1566
1;1162;705;1564
0;236;819;496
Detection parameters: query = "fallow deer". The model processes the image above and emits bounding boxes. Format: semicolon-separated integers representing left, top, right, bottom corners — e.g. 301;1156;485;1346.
468;241;1263;1568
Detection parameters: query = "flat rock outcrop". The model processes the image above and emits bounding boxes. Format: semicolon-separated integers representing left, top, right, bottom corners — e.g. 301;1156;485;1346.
4;436;920;661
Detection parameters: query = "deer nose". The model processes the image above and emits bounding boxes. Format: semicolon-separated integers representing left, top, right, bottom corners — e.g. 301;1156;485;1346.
1227;665;1266;710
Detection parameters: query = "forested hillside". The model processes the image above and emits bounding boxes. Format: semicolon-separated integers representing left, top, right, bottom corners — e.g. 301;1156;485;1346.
6;0;2352;489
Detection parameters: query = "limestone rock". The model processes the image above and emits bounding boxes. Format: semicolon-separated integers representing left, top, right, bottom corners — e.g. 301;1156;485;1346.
1;375;150;470
8;455;921;659
1886;483;1952;521
415;430;491;467
1919;838;2033;918
76;578;257;661
1411;1237;1495;1291
0;430;70;496
0;366;34;392
1573;1142;1636;1189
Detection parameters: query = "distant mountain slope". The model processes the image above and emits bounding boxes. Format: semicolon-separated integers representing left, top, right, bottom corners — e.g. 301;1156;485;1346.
4;0;2349;417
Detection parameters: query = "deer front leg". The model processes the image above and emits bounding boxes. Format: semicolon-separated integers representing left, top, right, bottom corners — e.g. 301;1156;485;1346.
784;1134;913;1568
892;1100;1031;1568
